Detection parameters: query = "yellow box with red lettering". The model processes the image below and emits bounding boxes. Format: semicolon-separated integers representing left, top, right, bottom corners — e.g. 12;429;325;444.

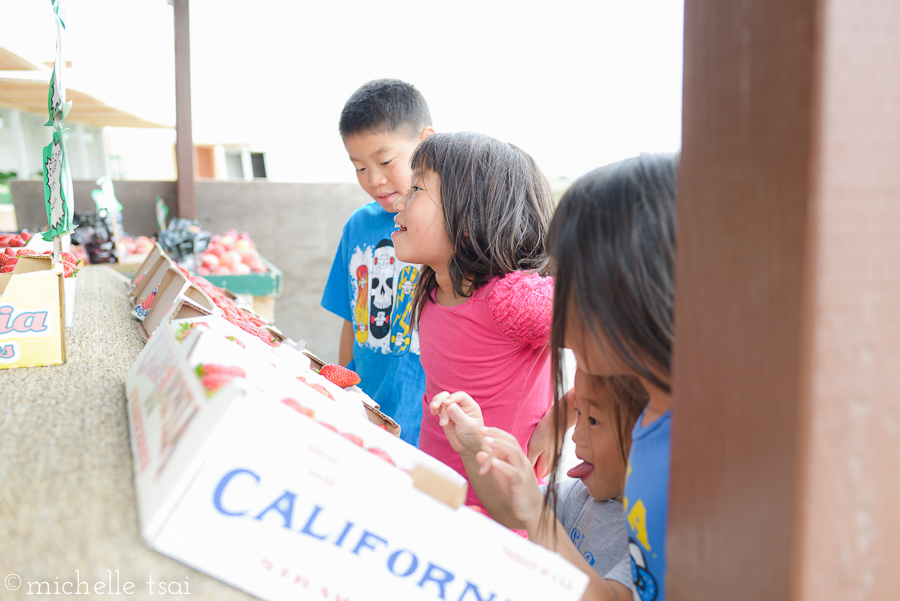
0;255;66;369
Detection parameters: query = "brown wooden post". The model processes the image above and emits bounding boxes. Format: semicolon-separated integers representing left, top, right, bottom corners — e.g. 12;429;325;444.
173;0;196;219
669;0;900;599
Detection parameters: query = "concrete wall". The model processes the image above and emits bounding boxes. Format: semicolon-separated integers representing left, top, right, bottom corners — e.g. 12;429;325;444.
10;179;371;363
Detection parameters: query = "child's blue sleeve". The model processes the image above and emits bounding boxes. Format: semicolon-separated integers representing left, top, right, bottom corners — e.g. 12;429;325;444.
321;228;352;322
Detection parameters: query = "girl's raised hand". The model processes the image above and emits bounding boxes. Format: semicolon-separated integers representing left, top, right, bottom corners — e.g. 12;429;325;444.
429;391;487;456
476;427;545;529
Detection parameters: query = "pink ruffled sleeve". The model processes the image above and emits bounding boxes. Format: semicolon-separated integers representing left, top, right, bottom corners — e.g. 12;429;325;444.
488;271;554;347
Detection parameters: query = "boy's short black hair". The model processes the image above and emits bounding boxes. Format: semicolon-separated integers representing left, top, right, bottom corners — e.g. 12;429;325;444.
339;79;432;141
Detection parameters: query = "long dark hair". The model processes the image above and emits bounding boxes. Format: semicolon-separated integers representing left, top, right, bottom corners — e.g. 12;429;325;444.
544;154;678;509
597;375;651;476
409;132;555;324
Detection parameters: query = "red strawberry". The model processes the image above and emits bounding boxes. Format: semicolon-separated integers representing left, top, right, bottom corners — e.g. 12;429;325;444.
60;251;77;264
281;398;315;417
16;248;37;256
225;335;246;349
20;231;32;242
201;372;235;394
6;236;24;247
198;364;246;378
340;432;364;447
0;264;14;274
366;447;396;466
4;247;15;257
309;383;334;400
319;364;361;388
140;291;157;310
296;376;335;400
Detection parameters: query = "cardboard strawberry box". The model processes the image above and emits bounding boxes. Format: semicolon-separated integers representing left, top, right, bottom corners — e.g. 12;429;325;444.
0;255;66;369
124;322;588;601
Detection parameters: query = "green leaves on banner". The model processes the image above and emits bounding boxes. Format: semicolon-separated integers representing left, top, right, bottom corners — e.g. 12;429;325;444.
156;196;170;232
46;0;72;125
92;176;124;214
42;128;74;241
42;0;75;242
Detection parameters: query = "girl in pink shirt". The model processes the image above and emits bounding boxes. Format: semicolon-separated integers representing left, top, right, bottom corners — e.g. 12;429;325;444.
391;132;556;511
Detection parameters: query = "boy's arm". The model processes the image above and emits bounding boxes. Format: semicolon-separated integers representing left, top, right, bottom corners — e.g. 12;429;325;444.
339;320;354;367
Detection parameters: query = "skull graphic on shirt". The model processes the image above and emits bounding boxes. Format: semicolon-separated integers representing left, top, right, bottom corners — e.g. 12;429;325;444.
369;239;395;339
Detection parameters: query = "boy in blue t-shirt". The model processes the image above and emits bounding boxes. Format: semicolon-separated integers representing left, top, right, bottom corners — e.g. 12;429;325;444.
321;79;434;446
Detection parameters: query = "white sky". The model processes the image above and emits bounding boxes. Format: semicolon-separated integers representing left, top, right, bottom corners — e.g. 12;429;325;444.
2;0;684;183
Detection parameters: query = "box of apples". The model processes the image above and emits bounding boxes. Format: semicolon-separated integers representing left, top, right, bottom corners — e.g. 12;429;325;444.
195;229;282;298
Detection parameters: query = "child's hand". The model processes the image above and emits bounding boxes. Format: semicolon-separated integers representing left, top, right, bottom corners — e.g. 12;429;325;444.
476;427;545;530
430;391;486;457
527;407;555;479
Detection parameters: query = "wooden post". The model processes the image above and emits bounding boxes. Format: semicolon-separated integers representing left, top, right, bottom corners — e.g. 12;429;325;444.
173;0;196;219
669;0;900;599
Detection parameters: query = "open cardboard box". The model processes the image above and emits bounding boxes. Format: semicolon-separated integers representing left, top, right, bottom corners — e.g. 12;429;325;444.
138;266;217;341
0;255;66;369
130;244;281;340
125;320;588;601
129;246;173;308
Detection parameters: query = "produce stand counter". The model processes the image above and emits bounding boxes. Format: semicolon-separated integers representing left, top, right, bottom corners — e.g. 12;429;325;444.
0;266;255;600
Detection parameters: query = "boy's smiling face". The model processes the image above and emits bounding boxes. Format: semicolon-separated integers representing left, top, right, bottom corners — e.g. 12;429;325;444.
344;128;433;213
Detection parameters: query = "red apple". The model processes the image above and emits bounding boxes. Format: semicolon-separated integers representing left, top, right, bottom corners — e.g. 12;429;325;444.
238;248;259;264
219;250;243;269
201;253;220;269
206;244;224;258
213;265;231;275
219;235;236;251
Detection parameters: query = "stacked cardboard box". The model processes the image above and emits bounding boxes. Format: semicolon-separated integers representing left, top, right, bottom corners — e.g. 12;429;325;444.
123;248;589;601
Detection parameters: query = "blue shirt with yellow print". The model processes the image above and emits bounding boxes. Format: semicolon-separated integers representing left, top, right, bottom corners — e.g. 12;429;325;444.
623;409;671;601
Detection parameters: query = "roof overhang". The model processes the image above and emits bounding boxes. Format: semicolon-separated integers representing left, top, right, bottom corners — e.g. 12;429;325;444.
0;71;169;129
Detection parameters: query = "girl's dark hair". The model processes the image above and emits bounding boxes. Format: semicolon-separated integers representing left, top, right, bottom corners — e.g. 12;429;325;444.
596;376;650;474
543;154;678;514
409;132;555;324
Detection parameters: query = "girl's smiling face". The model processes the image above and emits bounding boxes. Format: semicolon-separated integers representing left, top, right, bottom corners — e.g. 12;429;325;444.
391;169;453;269
566;369;629;501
